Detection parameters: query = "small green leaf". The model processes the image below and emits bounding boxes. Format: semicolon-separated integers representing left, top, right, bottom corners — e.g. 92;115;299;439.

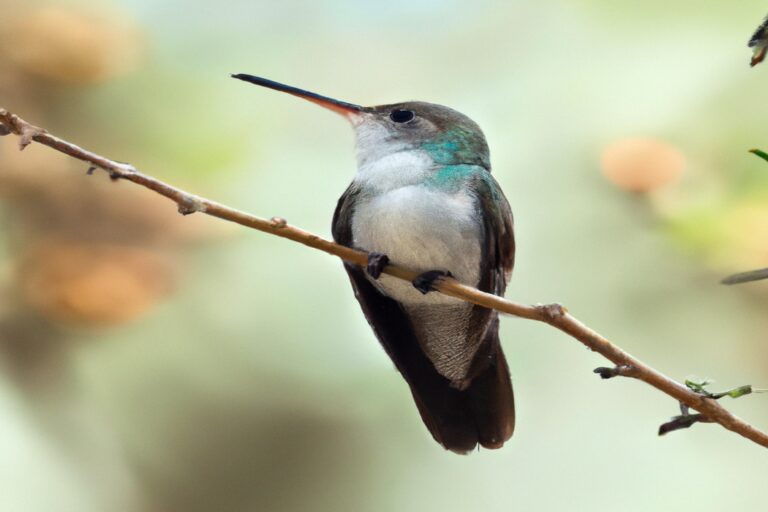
726;385;753;398
685;378;712;393
749;148;768;163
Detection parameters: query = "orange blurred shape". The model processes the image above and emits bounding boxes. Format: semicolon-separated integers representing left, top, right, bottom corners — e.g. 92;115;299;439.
18;242;175;328
2;7;143;85
600;137;686;193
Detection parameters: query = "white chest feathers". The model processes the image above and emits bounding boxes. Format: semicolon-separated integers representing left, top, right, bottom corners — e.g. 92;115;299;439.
351;184;483;306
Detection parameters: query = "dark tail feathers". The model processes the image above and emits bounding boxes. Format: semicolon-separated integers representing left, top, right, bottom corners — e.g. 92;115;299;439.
409;342;515;454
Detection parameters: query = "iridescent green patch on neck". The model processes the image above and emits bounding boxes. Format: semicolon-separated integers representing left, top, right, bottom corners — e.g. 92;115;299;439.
421;138;460;164
426;164;495;193
421;127;490;168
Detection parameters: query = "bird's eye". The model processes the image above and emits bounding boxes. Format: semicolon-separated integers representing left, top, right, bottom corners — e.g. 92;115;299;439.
389;109;415;123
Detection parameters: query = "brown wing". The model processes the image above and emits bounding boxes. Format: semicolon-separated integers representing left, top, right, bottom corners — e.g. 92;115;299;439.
464;172;515;379
476;172;515;296
461;172;516;444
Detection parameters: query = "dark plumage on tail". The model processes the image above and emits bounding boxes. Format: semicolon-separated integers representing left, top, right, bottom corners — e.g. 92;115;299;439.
465;333;515;449
341;264;514;453
418;343;515;453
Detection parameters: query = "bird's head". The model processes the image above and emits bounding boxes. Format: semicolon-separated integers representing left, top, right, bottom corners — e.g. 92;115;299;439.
232;74;490;170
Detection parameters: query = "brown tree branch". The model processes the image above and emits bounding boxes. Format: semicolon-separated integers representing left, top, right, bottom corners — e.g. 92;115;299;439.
2;108;767;449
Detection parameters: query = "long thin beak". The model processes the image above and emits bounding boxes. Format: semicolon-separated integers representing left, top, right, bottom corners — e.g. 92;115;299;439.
232;74;368;118
722;267;768;285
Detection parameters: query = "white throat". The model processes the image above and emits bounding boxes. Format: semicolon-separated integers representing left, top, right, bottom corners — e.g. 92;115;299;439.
352;118;434;194
348;117;482;307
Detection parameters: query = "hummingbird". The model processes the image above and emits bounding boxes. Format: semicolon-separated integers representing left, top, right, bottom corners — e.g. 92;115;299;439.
233;74;516;454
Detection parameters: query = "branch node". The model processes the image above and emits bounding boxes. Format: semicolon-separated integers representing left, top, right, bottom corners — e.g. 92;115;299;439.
270;216;288;228
536;303;567;322
177;195;206;216
658;413;713;436
86;166;98;176
18;129;35;150
18;124;45;151
2;111;47;151
594;365;636;379
108;163;138;180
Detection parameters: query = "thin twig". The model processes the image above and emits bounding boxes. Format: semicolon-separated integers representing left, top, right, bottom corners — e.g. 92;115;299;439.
2;108;767;449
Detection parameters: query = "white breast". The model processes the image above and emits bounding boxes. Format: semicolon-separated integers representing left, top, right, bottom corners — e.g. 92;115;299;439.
351;183;482;306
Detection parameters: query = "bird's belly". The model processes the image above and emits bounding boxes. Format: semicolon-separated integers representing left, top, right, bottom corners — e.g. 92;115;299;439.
351;186;482;305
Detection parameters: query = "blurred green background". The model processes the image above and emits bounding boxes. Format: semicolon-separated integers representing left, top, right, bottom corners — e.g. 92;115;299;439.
2;1;768;511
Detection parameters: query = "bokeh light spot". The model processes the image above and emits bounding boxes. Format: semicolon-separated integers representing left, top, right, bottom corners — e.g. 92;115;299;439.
600;137;686;193
3;7;144;85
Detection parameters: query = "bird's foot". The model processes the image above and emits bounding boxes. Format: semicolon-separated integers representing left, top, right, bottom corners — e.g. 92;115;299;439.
412;270;453;294
366;252;390;280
